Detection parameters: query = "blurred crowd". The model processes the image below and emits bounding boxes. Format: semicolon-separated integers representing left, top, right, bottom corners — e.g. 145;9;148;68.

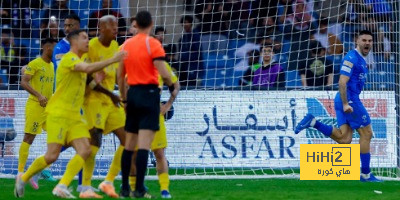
0;0;396;89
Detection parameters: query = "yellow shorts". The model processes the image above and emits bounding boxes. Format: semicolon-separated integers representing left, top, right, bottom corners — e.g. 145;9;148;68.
151;115;167;150
46;115;90;145
83;100;126;135
24;99;47;134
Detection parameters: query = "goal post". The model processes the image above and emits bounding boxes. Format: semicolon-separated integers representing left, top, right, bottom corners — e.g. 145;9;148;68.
0;0;399;180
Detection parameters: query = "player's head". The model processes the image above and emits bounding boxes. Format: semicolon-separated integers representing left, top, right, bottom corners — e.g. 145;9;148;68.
99;15;118;40
67;30;89;53
129;17;137;35
247;49;260;66
135;10;153;33
102;0;112;9
318;17;329;33
310;40;325;56
154;26;165;43
41;38;58;58
64;14;81;35
180;15;194;32
356;30;373;56
262;43;274;63
1;28;14;46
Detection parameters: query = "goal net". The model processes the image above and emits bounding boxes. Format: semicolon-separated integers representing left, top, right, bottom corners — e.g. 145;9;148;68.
0;0;399;180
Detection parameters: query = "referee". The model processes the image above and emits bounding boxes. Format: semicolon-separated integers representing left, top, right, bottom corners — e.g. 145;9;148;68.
118;11;176;198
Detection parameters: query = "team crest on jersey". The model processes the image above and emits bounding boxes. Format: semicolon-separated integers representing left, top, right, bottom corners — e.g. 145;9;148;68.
55;53;64;59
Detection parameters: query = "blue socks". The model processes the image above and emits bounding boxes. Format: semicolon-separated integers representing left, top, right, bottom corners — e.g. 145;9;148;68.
314;120;333;137
360;153;371;174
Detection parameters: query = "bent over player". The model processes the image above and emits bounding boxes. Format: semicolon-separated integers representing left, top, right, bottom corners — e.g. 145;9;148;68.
14;30;126;198
295;30;381;182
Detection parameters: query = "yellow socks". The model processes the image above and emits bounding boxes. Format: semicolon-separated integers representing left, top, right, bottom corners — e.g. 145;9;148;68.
59;154;85;186
158;173;170;191
105;145;124;182
21;155;47;182
82;145;99;186
129;176;136;191
18;142;30;173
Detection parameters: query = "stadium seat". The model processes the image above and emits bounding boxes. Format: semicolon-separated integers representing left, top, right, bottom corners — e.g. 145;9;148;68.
202;53;229;69
15;38;41;59
201;34;229;55
285;70;302;88
227;39;247;58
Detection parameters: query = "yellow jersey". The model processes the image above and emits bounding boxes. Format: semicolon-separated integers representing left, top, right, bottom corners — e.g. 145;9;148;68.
158;62;178;88
45;52;87;120
86;37;119;104
24;57;54;101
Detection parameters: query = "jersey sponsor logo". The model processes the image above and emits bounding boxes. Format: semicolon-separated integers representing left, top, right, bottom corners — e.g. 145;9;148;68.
341;66;351;73
55;53;64;60
343;61;353;68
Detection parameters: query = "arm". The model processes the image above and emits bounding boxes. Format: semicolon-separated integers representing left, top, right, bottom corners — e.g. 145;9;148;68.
327;73;334;86
117;61;127;101
86;75;121;106
74;51;126;74
20;66;47;107
154;60;173;86
161;81;180;115
338;75;353;113
300;74;307;87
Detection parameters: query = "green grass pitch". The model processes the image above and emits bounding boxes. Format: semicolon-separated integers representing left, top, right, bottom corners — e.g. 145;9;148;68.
1;178;400;199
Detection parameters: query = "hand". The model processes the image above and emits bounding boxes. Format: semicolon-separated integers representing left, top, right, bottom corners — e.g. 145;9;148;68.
111;94;122;107
94;71;106;84
113;51;127;62
343;104;353;113
160;102;172;115
38;95;48;107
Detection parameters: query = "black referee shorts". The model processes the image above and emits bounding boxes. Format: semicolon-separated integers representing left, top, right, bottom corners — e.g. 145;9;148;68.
125;85;160;134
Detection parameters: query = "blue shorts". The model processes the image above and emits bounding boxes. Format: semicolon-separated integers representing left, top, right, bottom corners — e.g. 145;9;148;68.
334;100;371;130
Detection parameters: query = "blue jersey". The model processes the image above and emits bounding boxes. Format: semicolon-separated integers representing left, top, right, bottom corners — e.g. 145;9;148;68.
52;38;70;72
336;49;368;102
334;50;371;129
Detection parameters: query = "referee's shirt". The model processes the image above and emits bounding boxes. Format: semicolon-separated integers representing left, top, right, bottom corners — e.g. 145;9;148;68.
121;33;165;86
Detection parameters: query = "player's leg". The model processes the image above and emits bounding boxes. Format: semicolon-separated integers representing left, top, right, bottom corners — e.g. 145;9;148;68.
129;150;138;190
18;133;36;174
99;124;125;198
153;148;171;198
15;143;62;198
120;132;138;197
134;129;156;196
80;100;105;194
152;115;171;198
358;126;381;182
80;128;102;198
53;121;93;198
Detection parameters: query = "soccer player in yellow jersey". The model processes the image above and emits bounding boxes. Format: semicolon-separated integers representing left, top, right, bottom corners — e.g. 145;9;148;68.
18;38;57;189
14;29;126;198
129;62;180;198
79;15;126;198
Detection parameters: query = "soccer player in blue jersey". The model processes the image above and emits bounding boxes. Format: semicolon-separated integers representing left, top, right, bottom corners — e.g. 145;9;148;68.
295;30;381;182
52;14;81;71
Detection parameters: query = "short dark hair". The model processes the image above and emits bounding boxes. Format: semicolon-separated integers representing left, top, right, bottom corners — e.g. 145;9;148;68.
262;43;274;50
164;44;177;55
65;14;81;23
358;30;373;38
67;29;86;42
319;17;329;26
180;15;194;24
309;40;325;55
155;26;165;35
1;28;12;35
41;38;58;46
135;10;152;29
